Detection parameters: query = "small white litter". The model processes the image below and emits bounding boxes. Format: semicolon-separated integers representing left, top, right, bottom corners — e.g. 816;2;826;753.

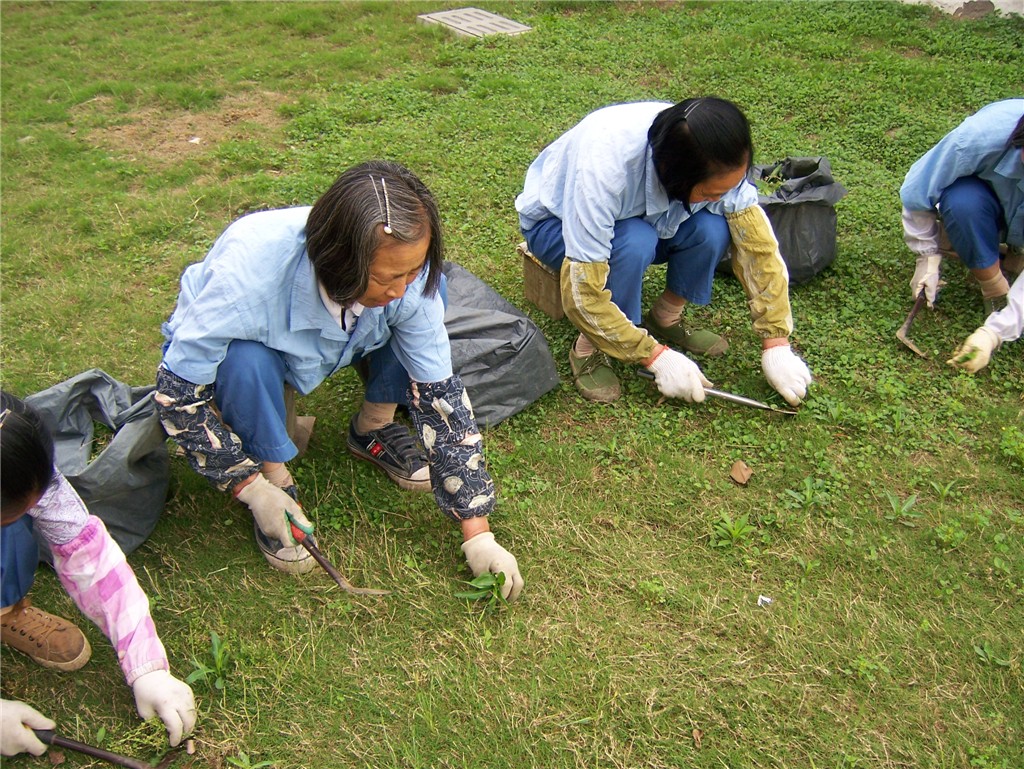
417;8;531;38
757;595;773;607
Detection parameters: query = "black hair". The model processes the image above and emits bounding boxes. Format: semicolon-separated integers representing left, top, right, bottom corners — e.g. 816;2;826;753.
648;97;754;211
305;160;444;305
0;391;56;521
1008;112;1024;149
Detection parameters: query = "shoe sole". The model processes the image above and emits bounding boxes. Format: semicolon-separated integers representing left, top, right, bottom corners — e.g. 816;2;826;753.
260;547;318;574
347;442;432;492
574;379;621;403
254;526;318;574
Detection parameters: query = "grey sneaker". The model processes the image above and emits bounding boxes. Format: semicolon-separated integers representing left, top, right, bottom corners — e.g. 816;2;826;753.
347;419;430;491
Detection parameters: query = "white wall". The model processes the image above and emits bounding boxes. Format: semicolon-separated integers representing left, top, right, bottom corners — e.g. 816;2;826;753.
902;0;1022;16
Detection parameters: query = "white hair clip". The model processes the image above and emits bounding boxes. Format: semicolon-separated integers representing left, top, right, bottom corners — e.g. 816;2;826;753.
370;175;393;235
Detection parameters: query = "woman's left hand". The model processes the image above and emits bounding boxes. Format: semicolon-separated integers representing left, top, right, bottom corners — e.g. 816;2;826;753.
761;344;812;406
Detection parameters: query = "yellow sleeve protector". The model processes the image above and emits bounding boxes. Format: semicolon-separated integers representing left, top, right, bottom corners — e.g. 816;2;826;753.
559;259;659;365
725;205;794;340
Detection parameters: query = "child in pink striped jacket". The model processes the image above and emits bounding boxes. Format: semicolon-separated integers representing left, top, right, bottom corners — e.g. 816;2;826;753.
0;392;195;758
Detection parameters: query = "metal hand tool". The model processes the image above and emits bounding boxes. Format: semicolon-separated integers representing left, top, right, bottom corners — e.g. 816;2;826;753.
637;369;798;415
896;290;929;358
288;516;390;596
32;729;174;769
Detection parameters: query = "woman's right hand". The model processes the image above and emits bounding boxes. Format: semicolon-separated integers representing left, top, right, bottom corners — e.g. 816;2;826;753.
1;699;54;756
234;474;314;545
647;347;711;402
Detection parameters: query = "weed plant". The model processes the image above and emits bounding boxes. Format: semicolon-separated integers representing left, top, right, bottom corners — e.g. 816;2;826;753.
2;2;1022;768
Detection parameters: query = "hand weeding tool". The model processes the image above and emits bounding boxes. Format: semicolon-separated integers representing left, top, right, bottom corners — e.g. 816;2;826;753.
637;369;798;415
896;290;929;358
287;514;390;596
32;730;157;769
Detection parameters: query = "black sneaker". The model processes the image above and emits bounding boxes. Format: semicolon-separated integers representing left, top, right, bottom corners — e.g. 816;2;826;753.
347;419;431;492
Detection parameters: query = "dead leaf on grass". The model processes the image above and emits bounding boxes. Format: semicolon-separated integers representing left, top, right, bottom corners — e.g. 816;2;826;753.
729;460;752;486
692;728;703;748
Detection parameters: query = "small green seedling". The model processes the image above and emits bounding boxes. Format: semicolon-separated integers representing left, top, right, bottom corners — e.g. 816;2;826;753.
953;348;978;364
972;641;1010;668
454;571;508;608
711;513;756;548
928;479;958;503
186;630;232;690
784;476;828;511
227;751;275;768
884;492;920;526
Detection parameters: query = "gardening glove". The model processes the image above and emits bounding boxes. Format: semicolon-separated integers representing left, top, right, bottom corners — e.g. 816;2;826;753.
910;253;942;308
761;345;813;406
1;699;53;757
647;347;710;403
461;532;524;601
947;326;1001;373
131;670;197;747
235;474;313;545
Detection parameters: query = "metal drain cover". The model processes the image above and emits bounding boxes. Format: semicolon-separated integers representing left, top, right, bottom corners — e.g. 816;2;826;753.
417;7;531;38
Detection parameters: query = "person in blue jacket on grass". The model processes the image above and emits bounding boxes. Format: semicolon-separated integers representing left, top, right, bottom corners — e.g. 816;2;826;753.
902;98;1024;318
155;160;522;599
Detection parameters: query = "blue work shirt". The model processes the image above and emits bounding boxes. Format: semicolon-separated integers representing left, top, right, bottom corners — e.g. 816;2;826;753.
901;98;1024;248
161;207;452;395
515;101;759;263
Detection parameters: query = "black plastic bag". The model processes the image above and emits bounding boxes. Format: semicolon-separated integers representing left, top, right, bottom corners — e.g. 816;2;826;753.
442;262;560;427
720;156;848;285
25;369;170;559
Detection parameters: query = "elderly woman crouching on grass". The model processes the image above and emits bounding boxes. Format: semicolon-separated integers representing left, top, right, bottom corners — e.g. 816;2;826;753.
155;160;523;600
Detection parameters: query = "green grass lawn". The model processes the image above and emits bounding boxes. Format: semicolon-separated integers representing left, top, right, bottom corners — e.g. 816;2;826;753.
2;2;1022;767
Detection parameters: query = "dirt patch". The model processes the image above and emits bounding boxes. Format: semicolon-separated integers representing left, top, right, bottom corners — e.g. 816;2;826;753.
73;91;291;168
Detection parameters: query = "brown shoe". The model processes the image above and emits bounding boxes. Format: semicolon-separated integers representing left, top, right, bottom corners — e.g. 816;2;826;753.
1;598;91;671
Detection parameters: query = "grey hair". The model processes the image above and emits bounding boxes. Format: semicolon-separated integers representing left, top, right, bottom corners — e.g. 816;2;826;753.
306;160;444;304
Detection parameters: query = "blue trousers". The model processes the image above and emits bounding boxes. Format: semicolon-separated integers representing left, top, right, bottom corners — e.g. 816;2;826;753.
523;211;731;325
1;517;38;608
939;176;1006;271
213;275;449;464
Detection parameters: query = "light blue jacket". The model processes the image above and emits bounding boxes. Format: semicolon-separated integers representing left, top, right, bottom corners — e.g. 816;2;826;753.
161;207;452;394
901;98;1024;248
515;101;759;263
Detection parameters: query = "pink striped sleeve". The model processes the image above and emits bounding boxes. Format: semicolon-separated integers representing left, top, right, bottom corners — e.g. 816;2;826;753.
51;516;169;684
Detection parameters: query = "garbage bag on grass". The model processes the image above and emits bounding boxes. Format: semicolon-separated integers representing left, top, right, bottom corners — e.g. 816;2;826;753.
25;369;170;560
442;262;560;428
719;156;848;285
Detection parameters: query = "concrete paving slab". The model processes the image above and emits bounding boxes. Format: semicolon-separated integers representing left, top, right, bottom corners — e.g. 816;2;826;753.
417;8;531;38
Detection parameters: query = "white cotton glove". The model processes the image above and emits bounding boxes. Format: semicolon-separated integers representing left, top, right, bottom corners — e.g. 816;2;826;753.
910;253;942;307
761;345;813;406
1;699;54;757
647;348;711;403
461;532;524;602
131;670;197;747
947;326;1001;373
235;474;313;545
